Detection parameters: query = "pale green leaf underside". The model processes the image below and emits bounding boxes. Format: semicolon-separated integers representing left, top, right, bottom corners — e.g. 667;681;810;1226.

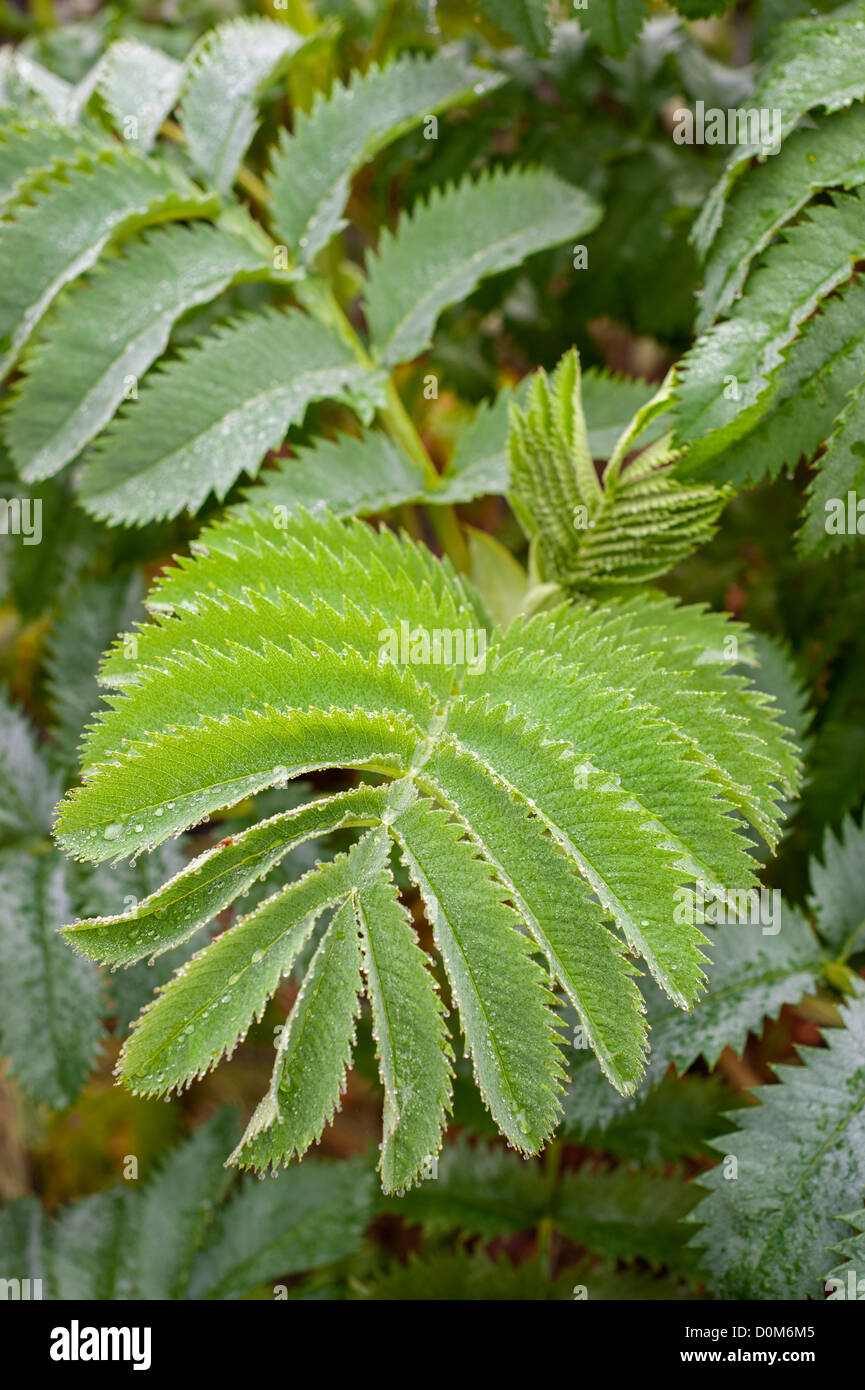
178;17;310;194
75;308;375;525
691;985;865;1299
365;167;601;366
266;50;506;264
96;38;184;154
694;4;865;259
0;119;109;211
0;147;217;380
6;221;271;483
823;1212;865;1293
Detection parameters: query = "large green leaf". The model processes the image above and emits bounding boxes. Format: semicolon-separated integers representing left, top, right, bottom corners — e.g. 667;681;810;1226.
187;1155;374;1299
694;3;865;259
673;190;865;463
579;0;647;59
477;0;553;54
52;509;791;1186
392;1137;698;1272
697;103;865;330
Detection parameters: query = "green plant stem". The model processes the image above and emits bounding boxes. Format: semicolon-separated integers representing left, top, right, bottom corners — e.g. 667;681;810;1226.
296;283;470;571
378;379;470;570
158;120;468;570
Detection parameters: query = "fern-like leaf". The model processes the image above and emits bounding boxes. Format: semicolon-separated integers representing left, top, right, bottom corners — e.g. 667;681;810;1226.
563;908;826;1137
234;893;365;1169
578;0;647;59
0;1119;374;1299
477;0;553;54
187;1154;374;1299
799;373;865;556
0;119;108;210
808;814;865;960
0;850;102;1107
52;509;791;1188
696;103;865;330
509;349;726;589
0;688;60;838
673;189;865;464
355;858;452;1192
44;572;145;769
392;1136;698;1272
693;4;865;259
824;1212;865;1296
244;428;428;520
134;1108;237;1299
685;281;865;491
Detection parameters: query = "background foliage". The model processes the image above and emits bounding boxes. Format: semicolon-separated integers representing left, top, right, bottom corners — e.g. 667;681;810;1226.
1;0;863;1302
